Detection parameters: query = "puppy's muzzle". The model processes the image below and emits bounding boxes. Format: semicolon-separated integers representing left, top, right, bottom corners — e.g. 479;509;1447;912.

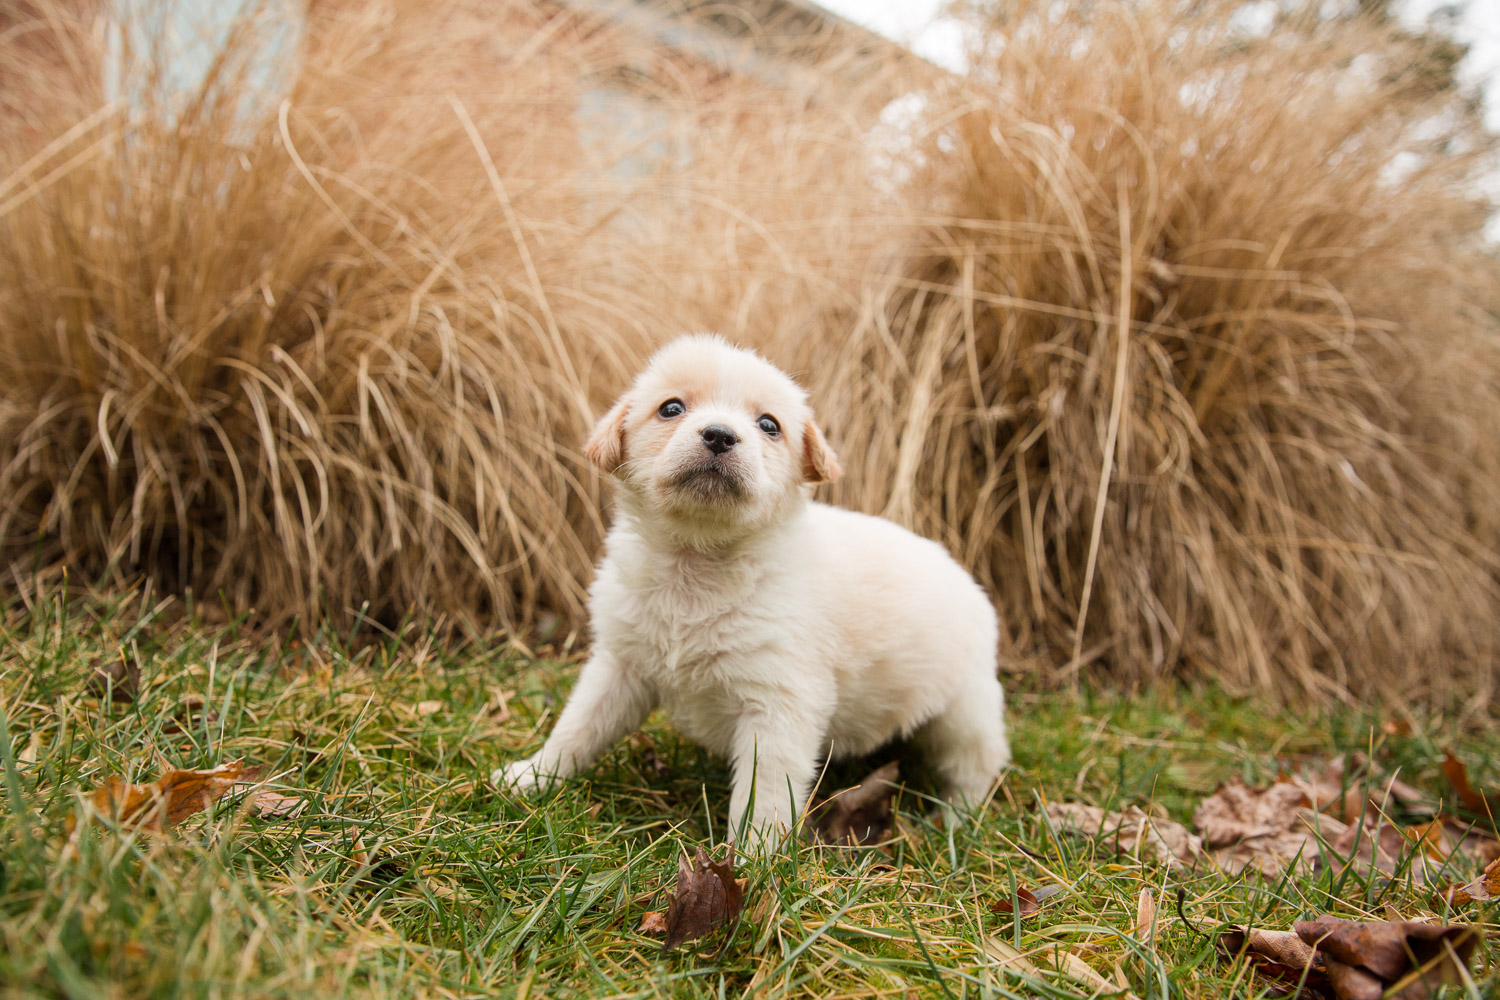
700;424;738;455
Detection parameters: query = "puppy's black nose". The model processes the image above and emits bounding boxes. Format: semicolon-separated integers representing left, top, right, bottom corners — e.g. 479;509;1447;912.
700;425;738;455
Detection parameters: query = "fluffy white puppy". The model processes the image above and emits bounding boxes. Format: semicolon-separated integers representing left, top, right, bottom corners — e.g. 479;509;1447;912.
496;335;1009;841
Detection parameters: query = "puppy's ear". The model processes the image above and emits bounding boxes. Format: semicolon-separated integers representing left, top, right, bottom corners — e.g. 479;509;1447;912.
585;398;629;473
801;419;842;484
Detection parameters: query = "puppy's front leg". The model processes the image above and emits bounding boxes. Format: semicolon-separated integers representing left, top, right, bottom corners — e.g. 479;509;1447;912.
728;701;828;846
495;651;654;792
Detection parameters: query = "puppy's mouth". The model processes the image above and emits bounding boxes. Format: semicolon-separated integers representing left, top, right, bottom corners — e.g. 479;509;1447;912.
665;461;747;503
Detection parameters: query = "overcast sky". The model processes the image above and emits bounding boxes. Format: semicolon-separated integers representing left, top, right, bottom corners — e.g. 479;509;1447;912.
815;0;1500;131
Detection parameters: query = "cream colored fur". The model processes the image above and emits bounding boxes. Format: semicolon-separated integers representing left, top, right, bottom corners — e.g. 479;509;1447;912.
494;335;1010;844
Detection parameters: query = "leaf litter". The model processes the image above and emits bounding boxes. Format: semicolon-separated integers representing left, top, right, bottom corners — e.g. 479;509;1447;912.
1221;917;1480;999
655;846;745;951
86;650;141;703
808;761;900;847
87;760;253;831
1048;752;1497;883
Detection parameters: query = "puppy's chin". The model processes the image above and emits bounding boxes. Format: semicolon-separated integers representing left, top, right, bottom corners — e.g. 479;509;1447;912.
668;464;746;503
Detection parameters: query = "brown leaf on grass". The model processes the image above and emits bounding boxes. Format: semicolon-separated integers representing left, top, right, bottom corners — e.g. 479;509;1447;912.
1044;803;1203;868
1295;916;1478;1000
990;885;1040;918
86;652;140;703
1218;927;1330;996
249;790;305;818
1195;779;1313;847
1212;801;1436;881
636;910;668;936
1193;777;1437;878
1132;888;1157;946
1293;757;1435;821
662;846;744;951
1435;857;1500;906
90;761;250;831
1441;751;1497;816
809;762;899;847
985;938;1140;997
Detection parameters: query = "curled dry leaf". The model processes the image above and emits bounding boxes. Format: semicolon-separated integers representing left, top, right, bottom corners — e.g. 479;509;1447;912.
1194;778;1326;876
809;761;899;847
990;885;1040;918
1132;887;1157;946
90;760;251;831
1295;916;1478;1000
636;910;668;936
662;846;745;951
1435;856;1499;906
1218;926;1329;995
1044;803;1203;868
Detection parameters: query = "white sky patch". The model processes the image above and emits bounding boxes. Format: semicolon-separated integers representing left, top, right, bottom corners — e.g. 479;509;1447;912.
813;0;968;70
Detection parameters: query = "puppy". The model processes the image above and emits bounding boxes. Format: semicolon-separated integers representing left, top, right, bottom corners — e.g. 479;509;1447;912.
495;335;1009;842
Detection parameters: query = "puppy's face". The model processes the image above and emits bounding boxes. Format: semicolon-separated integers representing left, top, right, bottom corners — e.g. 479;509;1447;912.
586;336;840;538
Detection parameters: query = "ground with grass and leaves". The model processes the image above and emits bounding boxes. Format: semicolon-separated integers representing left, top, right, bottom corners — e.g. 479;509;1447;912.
1;591;1496;999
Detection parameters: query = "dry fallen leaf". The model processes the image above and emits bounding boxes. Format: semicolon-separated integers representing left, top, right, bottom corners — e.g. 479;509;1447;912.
87;652;140;703
1436;856;1500;906
1295;916;1478;1000
1218;926;1330;996
985;937;1140;997
1194;778;1326;875
1192;776;1445;879
1381;718;1413;738
662;846;745;951
1441;751;1497;816
1044;803;1203;868
636;910;668;936
90;761;251;831
810;762;900;847
1132;887;1157;947
990;885;1040;919
250;790;305;819
162;696;219;735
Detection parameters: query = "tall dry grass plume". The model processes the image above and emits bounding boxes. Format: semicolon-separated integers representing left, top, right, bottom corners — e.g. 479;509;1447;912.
0;0;899;633
793;0;1500;703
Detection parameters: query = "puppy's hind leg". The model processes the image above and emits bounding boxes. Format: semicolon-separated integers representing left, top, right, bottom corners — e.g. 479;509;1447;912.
918;667;1010;807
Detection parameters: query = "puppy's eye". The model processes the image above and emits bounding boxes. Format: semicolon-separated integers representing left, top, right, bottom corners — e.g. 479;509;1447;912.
658;399;685;419
756;414;781;437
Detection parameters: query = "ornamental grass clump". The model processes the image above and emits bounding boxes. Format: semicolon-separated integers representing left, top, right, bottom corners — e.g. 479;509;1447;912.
795;0;1500;701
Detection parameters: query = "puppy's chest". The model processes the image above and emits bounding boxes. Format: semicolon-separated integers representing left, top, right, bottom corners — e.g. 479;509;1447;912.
609;559;777;682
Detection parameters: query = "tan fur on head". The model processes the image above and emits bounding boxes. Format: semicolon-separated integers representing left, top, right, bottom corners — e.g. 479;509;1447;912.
581;334;833;544
801;419;841;484
585;399;628;473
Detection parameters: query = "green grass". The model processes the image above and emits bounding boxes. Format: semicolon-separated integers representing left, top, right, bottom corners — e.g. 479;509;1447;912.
1;588;1496;999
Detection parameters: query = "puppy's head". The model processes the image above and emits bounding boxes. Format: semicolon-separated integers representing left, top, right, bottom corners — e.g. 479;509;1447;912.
586;335;840;540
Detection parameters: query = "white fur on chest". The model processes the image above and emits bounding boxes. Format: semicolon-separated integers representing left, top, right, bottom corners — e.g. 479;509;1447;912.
592;524;816;750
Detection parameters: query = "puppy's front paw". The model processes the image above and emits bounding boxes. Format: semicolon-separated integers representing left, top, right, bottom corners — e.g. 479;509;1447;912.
492;756;545;794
